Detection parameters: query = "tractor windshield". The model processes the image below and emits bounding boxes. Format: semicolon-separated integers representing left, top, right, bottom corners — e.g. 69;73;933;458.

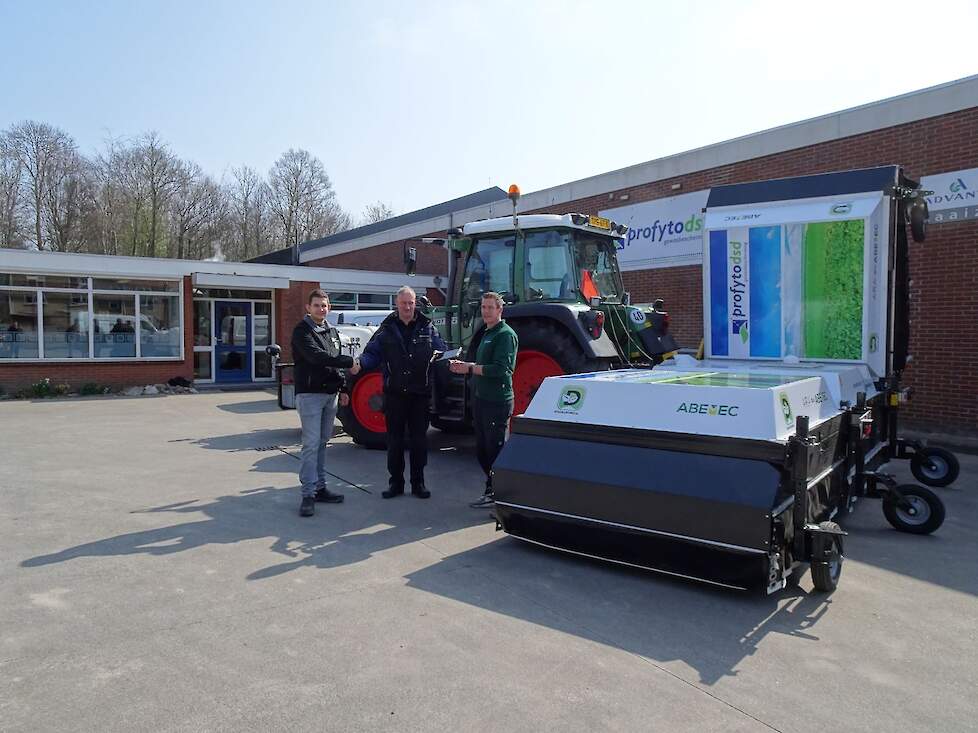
524;229;624;303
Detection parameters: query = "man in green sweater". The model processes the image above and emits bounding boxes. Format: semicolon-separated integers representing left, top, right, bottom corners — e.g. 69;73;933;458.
449;291;519;508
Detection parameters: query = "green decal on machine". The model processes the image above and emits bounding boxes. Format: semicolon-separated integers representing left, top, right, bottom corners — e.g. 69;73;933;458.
556;386;586;413
779;391;793;426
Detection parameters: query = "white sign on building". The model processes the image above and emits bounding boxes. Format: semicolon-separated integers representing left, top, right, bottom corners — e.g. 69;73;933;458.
600;189;711;271
921;167;978;223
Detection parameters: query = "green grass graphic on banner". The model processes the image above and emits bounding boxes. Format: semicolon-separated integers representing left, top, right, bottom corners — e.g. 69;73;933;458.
803;220;863;359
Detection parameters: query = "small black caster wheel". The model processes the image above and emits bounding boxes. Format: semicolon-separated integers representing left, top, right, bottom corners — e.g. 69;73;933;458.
810;522;844;593
883;484;946;535
910;446;960;488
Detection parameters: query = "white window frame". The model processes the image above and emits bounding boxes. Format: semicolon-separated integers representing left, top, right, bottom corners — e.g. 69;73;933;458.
0;274;185;363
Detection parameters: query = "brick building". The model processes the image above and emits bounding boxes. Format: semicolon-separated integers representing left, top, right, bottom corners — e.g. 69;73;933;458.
0;248;435;393
292;76;978;434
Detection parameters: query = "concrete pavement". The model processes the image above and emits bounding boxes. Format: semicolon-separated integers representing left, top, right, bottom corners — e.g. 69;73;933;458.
1;391;976;732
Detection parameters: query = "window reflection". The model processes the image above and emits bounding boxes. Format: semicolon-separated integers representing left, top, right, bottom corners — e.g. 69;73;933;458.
42;292;90;359
0;293;39;359
93;295;136;357
140;296;181;357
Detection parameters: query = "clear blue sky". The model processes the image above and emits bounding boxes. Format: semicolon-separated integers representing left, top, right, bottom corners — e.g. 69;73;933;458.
3;0;976;218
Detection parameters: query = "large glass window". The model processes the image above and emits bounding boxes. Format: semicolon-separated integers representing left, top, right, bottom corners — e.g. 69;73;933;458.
191;288;271;300
193;301;212;347
254;302;271;346
328;292;357;310
140;296;182;357
461;235;516;304
0;273;87;289
525;230;577;300
193;351;212;380
573;235;624;300
0;292;39;359
42;292;89;359
93;278;178;292
93;294;137;357
254;351;272;379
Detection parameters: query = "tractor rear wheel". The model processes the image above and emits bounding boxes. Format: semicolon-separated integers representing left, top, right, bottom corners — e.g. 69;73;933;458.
337;370;387;449
510;320;607;416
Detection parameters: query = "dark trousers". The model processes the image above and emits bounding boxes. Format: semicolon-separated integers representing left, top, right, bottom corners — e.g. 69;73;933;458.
473;397;513;491
385;391;429;489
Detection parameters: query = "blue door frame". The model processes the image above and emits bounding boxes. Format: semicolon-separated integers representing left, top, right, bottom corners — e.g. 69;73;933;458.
215;301;252;383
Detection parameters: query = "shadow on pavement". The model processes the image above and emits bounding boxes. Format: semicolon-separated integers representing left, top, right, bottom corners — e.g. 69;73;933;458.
404;534;833;686
215;397;281;414
21;486;488;583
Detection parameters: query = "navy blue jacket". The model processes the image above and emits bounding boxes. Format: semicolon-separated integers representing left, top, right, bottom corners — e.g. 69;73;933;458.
359;311;448;395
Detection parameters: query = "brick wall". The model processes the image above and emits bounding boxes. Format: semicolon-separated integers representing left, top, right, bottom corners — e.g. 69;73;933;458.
275;281;320;362
0;275;195;392
304;107;978;433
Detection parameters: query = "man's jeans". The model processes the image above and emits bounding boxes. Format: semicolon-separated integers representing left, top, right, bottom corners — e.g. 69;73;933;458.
296;392;339;498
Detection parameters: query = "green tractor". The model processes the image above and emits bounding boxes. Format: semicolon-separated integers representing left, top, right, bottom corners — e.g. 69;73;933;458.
338;190;678;447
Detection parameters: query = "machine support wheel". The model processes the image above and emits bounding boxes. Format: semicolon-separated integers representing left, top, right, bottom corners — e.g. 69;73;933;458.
810;522;844;592
337;370;387;449
882;484;945;535
509;320;606;416
910;446;960;488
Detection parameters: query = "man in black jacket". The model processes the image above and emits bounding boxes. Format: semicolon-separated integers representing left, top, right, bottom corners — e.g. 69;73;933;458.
292;289;355;517
351;286;447;499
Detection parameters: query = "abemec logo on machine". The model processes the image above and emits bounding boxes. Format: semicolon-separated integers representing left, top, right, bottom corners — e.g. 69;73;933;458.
778;391;793;426
556;386;586;414
676;402;740;417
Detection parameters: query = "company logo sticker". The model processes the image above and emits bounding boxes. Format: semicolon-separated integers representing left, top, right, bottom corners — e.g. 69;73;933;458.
949;178;968;193
676;402;740;417
779;392;793;426
628;309;646;324
831;203;853;215
556;386;586;413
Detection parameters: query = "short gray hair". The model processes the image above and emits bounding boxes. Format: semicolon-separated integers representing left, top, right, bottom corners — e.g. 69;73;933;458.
481;291;504;308
396;285;416;299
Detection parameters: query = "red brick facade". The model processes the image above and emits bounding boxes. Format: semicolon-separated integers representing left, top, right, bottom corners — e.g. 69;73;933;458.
307;108;978;433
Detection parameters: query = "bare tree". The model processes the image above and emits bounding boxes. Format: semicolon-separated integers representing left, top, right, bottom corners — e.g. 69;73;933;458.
268;148;350;248
5;120;76;250
137;132;180;258
361;200;396;226
228;165;275;260
43;146;90;252
0;133;25;248
170;162;223;260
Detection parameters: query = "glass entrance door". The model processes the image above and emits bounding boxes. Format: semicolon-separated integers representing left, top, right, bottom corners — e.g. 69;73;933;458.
215;301;251;382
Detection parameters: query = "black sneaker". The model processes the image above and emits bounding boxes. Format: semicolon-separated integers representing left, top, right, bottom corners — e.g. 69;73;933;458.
382;486;404;499
299;496;315;517
469;492;494;508
314;488;344;503
411;484;431;499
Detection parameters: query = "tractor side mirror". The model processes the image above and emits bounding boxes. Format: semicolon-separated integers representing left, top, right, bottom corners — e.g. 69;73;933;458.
404;244;418;276
622;291;631;306
265;344;282;359
417;295;432;311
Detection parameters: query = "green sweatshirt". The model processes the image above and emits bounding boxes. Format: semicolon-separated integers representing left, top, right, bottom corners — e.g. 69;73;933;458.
474;320;518;403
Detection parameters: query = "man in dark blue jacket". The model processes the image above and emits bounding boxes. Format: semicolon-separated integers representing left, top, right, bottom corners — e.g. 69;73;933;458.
351;286;447;499
292;289;355;517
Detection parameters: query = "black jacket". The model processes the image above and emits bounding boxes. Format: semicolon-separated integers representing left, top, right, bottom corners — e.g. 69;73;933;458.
358;311;448;395
291;318;355;395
